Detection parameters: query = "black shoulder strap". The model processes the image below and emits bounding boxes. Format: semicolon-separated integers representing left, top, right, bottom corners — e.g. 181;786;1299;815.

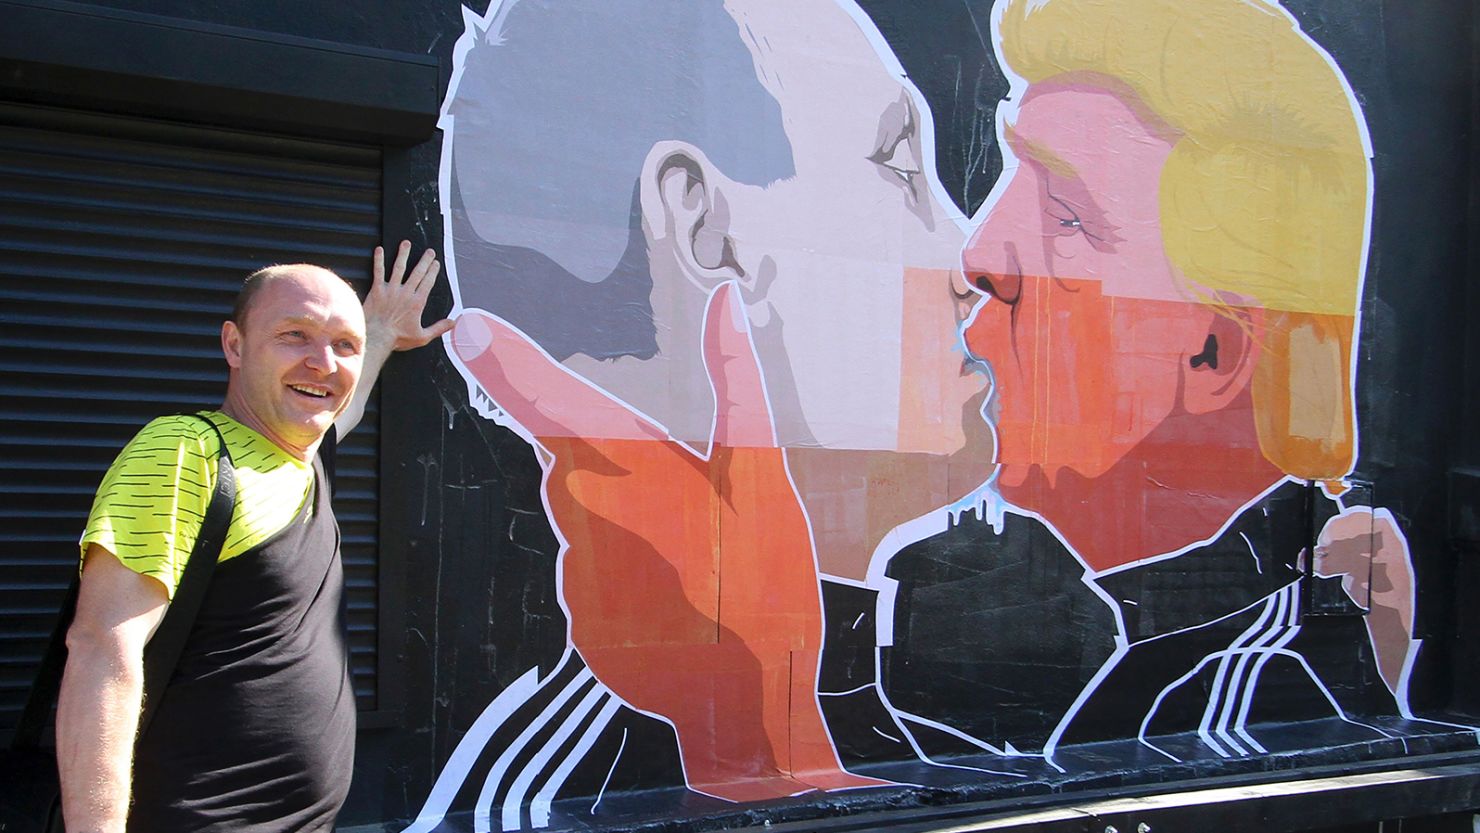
11;583;78;750
137;414;235;737
9;413;236;751
321;422;337;497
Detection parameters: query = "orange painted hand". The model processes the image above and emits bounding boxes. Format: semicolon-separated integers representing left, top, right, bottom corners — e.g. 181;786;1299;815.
449;283;883;802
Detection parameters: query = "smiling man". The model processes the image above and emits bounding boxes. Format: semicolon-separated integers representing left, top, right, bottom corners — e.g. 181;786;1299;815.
55;245;450;833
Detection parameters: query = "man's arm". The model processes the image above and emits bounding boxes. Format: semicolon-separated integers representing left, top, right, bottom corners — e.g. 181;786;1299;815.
336;240;453;439
55;544;169;833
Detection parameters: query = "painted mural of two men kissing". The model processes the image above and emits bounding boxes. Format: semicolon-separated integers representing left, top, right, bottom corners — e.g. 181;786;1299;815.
408;0;1473;830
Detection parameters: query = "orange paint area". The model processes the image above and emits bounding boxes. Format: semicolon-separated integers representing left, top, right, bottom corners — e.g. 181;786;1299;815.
963;273;1356;492
965;274;1191;484
1252;310;1355;481
898;267;981;455
544;435;880;801
962;273;1356;572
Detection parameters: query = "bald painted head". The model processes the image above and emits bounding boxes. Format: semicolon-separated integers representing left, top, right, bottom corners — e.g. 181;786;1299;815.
221;264;366;459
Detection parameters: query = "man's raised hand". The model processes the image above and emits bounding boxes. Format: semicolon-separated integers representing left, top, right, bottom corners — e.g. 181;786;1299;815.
365;240;454;353
337;241;455;439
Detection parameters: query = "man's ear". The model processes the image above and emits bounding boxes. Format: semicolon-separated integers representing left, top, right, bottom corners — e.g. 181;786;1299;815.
639;140;745;290
1181;302;1263;415
222;320;244;370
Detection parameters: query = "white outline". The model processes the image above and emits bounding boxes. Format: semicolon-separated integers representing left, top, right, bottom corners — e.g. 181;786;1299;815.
507;686;611;830
401;666;543;833
477;665;595;832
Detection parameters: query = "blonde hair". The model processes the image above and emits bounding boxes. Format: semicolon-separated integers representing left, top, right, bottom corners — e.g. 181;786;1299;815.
997;0;1370;480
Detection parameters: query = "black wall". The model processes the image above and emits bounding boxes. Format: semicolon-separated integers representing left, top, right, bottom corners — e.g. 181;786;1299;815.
5;0;1477;829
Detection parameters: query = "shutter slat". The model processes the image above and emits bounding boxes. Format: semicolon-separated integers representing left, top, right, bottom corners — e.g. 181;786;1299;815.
0;102;384;731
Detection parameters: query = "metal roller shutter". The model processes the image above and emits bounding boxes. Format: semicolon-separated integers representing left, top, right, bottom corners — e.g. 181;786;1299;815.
0;101;385;736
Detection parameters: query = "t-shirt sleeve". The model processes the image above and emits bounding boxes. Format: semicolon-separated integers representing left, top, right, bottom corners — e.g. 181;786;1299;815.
79;416;218;599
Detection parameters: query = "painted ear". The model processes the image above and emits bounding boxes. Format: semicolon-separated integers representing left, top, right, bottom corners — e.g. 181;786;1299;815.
639;140;745;290
1182;303;1262;415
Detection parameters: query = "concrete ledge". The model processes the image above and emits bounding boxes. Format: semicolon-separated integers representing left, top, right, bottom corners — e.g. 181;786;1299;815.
761;753;1480;833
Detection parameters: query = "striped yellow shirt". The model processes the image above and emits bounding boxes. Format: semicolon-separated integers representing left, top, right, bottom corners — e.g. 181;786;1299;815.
79;411;316;598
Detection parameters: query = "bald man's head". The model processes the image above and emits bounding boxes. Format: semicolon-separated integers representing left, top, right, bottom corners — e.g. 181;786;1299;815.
231;264;355;330
220;262;367;458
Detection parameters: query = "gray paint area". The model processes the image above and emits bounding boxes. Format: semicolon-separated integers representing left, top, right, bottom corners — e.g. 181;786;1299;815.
445;0;794;360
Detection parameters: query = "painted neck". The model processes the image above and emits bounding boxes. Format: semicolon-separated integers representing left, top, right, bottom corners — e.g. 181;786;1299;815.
1002;402;1285;574
788;446;990;582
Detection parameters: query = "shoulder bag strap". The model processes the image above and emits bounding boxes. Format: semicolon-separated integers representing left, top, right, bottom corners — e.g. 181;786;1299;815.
136;413;235;738
10;413;237;751
11;585;79;750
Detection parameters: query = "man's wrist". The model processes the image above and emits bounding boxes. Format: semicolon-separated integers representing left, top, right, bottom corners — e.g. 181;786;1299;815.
363;325;399;360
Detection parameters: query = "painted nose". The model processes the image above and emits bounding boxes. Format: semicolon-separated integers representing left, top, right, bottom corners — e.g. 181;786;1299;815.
961;237;1022;305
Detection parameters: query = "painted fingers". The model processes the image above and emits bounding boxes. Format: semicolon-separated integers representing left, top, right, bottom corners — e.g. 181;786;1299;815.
451;281;776;453
703;282;776;450
450;310;667;444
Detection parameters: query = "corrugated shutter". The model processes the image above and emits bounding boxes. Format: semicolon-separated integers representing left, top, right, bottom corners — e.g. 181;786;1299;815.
0;101;384;736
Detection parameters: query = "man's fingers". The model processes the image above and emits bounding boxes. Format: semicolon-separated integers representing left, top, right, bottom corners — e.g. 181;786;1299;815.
372;245;386;284
703;282;775;449
374;240;437;291
394;318;455;350
391;239;412;282
450;310;667;442
410;255;441;295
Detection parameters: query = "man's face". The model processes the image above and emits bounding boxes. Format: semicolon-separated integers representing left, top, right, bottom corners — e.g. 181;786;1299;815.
723;0;988;459
961;81;1211;499
223;269;366;452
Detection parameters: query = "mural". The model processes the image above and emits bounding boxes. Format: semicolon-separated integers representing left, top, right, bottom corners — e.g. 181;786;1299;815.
403;0;1478;830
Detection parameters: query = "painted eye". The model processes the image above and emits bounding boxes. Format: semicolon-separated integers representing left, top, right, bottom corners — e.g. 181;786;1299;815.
1046;196;1085;235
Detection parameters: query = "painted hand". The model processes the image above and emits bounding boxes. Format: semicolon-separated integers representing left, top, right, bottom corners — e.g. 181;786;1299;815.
365;240;454;353
449;282;882;801
1316;506;1416;696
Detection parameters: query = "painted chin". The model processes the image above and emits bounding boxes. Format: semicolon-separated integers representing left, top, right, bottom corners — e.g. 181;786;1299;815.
996;460;1030;491
984;384;1032;491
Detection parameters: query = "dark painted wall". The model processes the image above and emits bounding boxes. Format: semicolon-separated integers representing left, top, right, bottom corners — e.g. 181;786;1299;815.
17;0;1480;830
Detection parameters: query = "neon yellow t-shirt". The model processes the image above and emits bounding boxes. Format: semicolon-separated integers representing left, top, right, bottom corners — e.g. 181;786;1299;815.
79;412;316;598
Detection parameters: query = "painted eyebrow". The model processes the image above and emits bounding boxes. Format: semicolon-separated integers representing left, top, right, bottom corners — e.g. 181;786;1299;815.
1003;123;1078;181
1004;123;1116;228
